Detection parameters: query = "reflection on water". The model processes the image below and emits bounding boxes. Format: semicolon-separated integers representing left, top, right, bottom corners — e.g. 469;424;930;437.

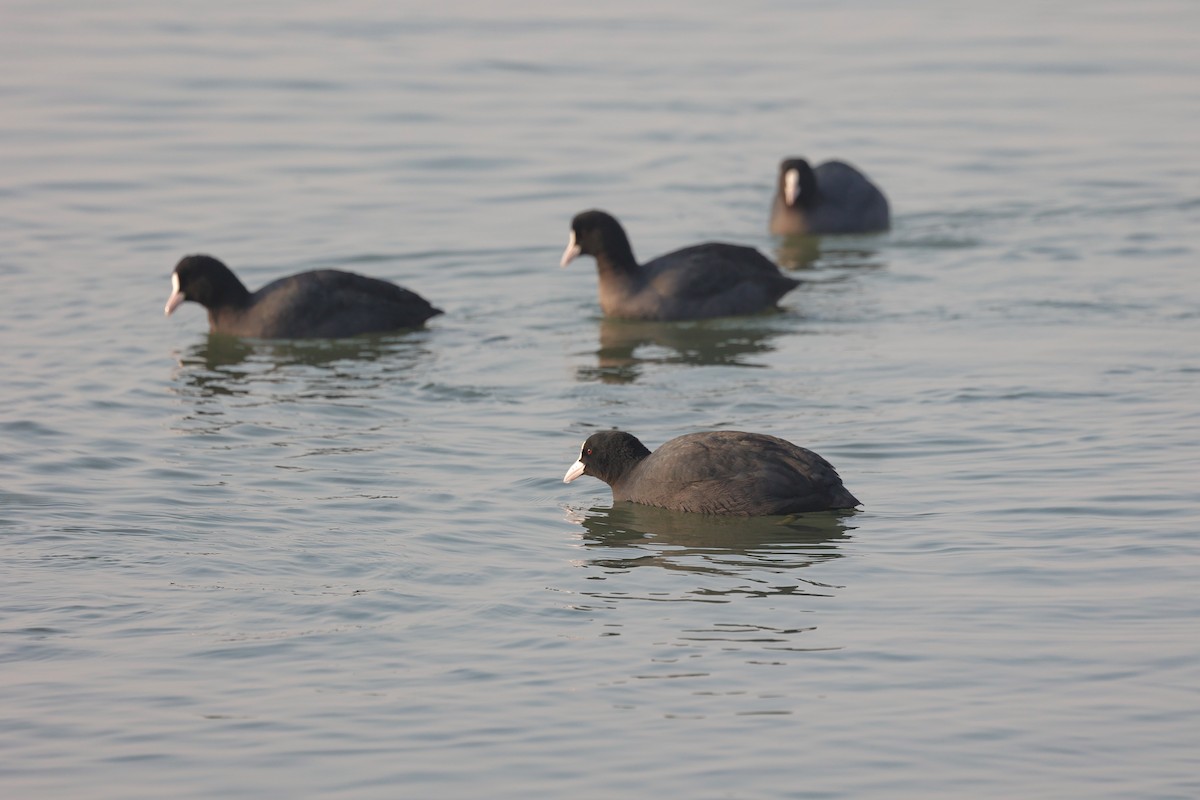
567;502;854;600
774;235;889;272
578;317;787;384
774;235;822;270
170;332;433;400
185;332;432;370
573;241;887;384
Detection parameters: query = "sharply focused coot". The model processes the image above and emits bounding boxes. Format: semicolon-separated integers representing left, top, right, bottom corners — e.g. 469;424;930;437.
560;210;799;321
769;158;890;236
164;255;442;338
563;429;860;515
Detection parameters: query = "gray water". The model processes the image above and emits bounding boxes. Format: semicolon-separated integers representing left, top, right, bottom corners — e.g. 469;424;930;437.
2;1;1198;797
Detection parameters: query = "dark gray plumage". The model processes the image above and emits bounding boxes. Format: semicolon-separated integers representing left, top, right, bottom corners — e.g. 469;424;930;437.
560;210;799;321
769;158;890;236
563;430;860;516
164;255;442;339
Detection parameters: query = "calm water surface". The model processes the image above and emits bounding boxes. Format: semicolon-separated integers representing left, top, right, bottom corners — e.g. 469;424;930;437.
2;1;1198;798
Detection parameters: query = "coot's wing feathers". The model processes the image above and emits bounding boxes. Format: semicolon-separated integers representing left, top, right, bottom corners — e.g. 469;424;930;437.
814;160;869;186
630;432;855;515
813;161;889;231
252;270;441;338
642;244;785;294
636;245;798;319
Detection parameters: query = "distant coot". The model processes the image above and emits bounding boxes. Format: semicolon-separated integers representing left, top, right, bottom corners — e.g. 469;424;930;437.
769;158;890;236
560;210;799;321
563;429;860;515
163;255;442;339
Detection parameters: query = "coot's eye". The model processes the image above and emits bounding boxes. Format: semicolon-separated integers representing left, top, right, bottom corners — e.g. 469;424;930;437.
585;448;593;456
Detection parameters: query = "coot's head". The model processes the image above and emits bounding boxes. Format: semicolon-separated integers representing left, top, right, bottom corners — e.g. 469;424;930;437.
563;430;652;485
777;158;818;208
164;255;248;315
559;210;635;269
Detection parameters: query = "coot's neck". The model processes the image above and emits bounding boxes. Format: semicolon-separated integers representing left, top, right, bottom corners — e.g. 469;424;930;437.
794;167;821;210
206;268;254;311
593;227;639;277
602;436;652;490
609;455;651;502
197;269;253;331
206;306;245;332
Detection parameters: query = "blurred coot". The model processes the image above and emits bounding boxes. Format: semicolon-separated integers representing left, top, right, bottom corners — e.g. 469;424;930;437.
561;210;798;321
164;254;441;339
769;158;890;236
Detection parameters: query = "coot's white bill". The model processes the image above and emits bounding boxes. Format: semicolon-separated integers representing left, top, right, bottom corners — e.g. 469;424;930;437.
559;230;581;268
783;167;800;206
164;272;184;316
563;458;586;483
